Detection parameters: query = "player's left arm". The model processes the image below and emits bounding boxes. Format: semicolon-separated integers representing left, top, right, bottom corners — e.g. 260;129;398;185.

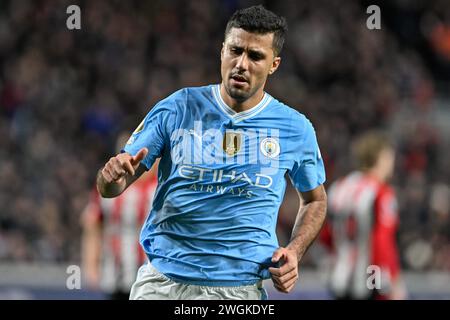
269;184;327;293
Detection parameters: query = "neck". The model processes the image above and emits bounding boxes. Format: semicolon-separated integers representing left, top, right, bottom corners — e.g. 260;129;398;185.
367;167;386;183
220;83;264;113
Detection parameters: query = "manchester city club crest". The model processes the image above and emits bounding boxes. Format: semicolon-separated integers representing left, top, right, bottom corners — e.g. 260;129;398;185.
223;132;242;156
260;137;280;158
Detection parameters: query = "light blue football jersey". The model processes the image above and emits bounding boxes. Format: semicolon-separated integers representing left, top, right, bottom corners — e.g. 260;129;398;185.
124;84;325;286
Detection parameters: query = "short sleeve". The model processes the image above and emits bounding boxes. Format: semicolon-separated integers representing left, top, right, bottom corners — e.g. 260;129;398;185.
288;117;326;192
123;97;178;170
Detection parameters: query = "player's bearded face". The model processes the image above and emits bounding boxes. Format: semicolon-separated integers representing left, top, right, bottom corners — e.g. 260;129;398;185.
221;28;280;102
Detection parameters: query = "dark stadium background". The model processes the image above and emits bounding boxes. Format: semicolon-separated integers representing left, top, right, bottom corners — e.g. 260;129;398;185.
0;0;448;299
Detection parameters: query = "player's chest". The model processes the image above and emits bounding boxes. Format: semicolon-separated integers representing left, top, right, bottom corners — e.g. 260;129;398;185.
169;114;294;171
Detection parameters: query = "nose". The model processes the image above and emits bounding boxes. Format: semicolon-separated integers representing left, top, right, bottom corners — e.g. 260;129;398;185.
235;53;249;71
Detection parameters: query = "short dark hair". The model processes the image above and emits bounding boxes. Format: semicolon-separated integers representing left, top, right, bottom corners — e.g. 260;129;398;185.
224;5;288;56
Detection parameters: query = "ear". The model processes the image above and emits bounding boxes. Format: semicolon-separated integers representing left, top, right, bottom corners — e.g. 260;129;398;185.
268;56;281;75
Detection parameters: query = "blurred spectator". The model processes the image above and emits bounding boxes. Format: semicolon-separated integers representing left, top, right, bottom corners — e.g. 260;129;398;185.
322;131;407;300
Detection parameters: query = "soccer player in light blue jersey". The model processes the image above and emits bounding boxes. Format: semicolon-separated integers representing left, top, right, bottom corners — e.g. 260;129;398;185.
97;5;327;300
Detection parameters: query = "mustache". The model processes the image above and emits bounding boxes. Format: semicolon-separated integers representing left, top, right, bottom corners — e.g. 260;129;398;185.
230;72;249;82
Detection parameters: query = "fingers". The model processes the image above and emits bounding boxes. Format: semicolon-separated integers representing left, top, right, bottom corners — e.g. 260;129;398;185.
271;247;286;264
101;148;146;183
102;148;148;183
269;248;297;277
271;269;298;293
122;159;135;176
271;268;297;285
131;147;148;166
268;262;295;277
102;156;132;183
101;167;114;183
279;260;296;275
269;246;299;293
111;157;127;179
273;276;298;294
282;275;298;289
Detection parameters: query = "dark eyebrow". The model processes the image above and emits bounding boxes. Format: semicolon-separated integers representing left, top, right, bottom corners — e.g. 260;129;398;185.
248;49;265;58
230;44;242;50
229;44;266;58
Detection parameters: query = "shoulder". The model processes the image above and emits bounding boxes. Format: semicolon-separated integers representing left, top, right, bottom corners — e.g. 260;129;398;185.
269;98;318;145
142;88;190;118
178;85;214;100
157;87;189;106
377;182;396;201
154;85;214;109
268;96;315;131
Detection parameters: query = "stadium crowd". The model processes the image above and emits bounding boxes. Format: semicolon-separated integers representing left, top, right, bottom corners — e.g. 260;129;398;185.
0;0;448;272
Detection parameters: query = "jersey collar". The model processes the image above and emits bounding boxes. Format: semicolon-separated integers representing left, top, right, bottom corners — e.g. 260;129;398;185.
211;84;272;123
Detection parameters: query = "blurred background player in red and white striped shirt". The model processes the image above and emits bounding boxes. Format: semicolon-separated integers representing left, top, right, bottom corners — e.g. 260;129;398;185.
321;131;407;300
81;133;159;300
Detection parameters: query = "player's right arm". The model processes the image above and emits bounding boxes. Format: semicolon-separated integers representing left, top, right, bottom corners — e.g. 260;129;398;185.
96;147;148;198
98;88;182;198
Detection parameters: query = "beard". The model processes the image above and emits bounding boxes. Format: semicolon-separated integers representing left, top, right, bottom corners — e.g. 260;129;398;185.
225;79;255;103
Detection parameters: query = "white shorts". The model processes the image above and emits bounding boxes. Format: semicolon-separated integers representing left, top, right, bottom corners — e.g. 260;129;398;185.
129;262;268;300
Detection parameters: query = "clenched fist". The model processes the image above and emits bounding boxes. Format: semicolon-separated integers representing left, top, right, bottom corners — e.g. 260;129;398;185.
269;247;300;294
